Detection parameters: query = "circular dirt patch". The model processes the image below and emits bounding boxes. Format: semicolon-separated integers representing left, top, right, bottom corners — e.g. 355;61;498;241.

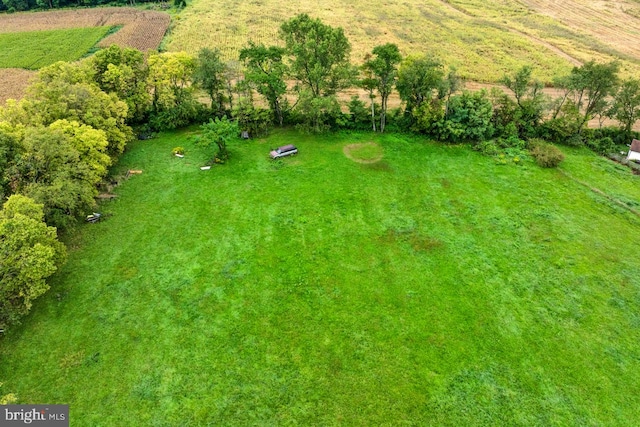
343;142;383;164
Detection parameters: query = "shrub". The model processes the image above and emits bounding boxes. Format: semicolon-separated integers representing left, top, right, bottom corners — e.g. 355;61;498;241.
473;140;500;156
528;139;565;168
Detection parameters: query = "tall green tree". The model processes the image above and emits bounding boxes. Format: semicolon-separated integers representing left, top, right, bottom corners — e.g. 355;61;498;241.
0;195;66;329
363;43;402;132
90;45;150;123
280;14;355;98
193;48;227;113
147;51;201;130
561;61;620;134
610;78;640;136
501;66;547;137
396;56;445;118
239;42;288;126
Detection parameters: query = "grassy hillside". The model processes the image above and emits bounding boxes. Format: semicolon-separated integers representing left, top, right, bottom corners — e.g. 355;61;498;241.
166;0;640;83
0;27;114;69
1;129;639;424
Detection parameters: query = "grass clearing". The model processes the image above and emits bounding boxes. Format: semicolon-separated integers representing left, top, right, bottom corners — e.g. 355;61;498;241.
1;129;640;424
0;27;113;69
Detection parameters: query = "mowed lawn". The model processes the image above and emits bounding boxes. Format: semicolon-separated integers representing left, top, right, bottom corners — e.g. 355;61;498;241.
0;26;113;69
1;129;640;425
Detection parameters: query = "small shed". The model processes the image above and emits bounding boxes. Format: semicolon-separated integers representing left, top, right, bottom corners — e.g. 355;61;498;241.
628;139;640;161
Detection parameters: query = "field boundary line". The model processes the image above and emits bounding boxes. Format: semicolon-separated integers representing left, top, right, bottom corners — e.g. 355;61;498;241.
558;168;640;217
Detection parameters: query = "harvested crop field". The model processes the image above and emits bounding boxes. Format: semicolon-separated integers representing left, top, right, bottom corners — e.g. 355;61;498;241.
167;0;640;83
0;8;170;52
521;0;640;60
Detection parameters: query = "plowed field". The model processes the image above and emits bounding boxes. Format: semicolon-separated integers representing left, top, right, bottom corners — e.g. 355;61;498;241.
0;7;170;104
0;8;170;52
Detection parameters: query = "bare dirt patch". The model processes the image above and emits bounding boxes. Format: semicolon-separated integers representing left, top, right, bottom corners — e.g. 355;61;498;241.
343;142;384;164
0;68;35;105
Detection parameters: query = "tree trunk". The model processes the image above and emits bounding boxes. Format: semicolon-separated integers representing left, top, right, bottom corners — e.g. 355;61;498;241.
371;97;376;132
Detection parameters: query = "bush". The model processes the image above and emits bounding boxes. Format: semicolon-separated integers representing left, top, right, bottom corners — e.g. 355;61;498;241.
473;140;500;156
528;139;565;168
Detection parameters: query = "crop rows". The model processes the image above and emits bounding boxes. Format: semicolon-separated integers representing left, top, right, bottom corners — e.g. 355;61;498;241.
0;27;113;69
0;7;170;52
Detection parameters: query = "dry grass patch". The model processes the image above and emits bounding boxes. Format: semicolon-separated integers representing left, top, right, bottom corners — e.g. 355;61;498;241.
0;68;35;105
167;0;640;83
343;142;384;163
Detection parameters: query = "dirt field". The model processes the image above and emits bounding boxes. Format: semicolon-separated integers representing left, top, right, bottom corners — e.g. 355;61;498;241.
0;68;35;104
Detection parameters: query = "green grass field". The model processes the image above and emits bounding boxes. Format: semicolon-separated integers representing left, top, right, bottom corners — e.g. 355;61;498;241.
1;129;640;425
0;27;114;69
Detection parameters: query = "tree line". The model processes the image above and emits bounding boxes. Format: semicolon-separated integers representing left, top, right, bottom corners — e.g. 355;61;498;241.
0;0;163;13
1;13;639;331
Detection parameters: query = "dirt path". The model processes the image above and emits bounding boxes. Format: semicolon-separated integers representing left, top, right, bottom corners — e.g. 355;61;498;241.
508;29;582;67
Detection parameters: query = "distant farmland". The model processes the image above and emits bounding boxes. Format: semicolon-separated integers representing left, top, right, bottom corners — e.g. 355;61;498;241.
166;0;640;83
0;8;170;52
0;7;170;104
0;27;113;69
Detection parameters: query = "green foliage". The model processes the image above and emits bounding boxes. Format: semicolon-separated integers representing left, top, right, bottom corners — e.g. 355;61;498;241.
0;125;18;201
610;79;640;136
280;14;355;98
198;116;239;161
90;45;150;124
295;91;344;133
7;125;102;228
586;136;616;155
239;42;288;126
412;99;445;135
0;27;113;69
528;138;565;167
2;61;133;161
501;66;548;138
396;55;445;117
555;61;620;135
147;52;204;131
438;90;494;142
0;383;17;405
148;51;197;112
193;48;227;113
232;100;271;138
0;195;65;329
345;95;373;130
172;146;185;155
363;43;402;132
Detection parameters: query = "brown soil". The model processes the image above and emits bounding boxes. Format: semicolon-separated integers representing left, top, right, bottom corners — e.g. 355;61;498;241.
0;68;35;105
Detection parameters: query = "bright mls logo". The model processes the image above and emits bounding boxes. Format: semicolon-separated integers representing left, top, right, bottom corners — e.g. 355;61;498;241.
1;405;68;426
